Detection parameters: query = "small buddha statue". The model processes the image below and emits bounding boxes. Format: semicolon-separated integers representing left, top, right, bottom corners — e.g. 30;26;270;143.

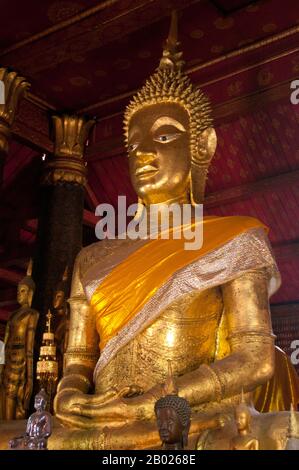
155;396;191;450
9;389;52;450
230;393;259;450
52;266;70;376
155;362;191;450
0;260;39;420
284;404;299;450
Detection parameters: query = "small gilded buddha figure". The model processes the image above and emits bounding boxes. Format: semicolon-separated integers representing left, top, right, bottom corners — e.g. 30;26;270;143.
284;404;299;450
230;394;259;450
1;13;299;450
0;260;39;420
52;266;70;377
9;389;52;450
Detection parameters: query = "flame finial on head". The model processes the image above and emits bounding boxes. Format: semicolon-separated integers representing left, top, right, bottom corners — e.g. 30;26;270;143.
62;265;68;282
159;11;184;72
19;258;35;292
26;258;33;277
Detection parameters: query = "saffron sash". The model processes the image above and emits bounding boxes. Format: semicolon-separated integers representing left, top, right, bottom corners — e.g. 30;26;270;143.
90;216;268;350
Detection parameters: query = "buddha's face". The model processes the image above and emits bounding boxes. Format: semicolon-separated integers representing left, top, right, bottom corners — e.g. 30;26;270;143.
156;407;184;445
127;103;191;205
34;396;46;412
235;408;250;432
17;284;31;306
53;290;65;310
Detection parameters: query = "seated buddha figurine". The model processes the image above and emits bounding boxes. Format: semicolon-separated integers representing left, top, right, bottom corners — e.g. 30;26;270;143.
230;393;259;450
0;13;298;450
9;389;52;450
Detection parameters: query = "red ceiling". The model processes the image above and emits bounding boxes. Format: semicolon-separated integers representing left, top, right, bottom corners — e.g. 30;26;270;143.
0;0;104;49
1;0;298;111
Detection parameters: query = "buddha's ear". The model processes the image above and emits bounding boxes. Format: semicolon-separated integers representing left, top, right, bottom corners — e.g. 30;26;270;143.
182;421;191;448
198;127;217;164
190;127;217;205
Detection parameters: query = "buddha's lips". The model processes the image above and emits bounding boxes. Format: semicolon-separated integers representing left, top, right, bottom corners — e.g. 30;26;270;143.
135;165;158;177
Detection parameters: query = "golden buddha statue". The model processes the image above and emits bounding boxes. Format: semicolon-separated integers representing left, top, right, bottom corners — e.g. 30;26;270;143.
0;13;299;449
0;260;39;420
230;393;259;450
52;266;70;376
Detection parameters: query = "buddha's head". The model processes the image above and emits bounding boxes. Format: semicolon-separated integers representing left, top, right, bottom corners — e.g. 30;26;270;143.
34;388;48;412
17;259;35;307
155;394;191;448
235;403;251;433
53;266;68;311
124;12;217;206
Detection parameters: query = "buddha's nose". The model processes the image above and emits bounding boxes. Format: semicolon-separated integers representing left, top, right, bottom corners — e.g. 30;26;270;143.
136;150;156;164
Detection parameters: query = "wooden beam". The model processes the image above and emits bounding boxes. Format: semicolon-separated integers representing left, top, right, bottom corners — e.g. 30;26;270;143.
12;96;53;153
271;303;299;316
83;209;98;228
0;0;197;75
0;300;17;308
85;184;99;211
0;269;23;285
205;170;299;208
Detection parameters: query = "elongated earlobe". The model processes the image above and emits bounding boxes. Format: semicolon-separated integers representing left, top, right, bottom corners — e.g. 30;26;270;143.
191;127;217;204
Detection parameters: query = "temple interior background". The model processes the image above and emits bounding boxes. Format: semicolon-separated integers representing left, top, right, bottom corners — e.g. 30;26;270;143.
0;0;298;374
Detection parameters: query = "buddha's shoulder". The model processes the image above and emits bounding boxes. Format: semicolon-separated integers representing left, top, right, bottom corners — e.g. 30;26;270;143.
75;238;138;276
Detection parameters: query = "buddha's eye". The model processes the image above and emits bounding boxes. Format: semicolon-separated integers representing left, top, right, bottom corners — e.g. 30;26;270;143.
128;143;139;153
154;133;181;143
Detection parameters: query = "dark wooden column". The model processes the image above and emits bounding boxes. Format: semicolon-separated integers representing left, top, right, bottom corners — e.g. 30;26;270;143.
0;68;29;189
32;115;94;334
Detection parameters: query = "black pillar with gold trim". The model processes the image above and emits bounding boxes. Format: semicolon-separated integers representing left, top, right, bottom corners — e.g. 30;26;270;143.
32;115;94;331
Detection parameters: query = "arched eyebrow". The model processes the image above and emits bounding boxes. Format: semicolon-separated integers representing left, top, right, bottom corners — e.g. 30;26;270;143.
150;117;187;133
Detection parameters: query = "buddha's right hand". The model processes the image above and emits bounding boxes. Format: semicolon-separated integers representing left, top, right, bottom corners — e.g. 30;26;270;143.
54;387;122;416
54;384;144;419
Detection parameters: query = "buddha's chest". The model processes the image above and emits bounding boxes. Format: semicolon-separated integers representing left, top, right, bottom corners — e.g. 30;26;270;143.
96;287;223;393
7;311;31;346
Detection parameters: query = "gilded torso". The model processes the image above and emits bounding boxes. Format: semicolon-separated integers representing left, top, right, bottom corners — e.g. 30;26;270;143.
4;307;37;379
95;286;223;394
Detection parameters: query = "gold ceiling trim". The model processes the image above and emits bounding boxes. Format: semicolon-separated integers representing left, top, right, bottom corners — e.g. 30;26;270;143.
0;0;121;56
198;46;299;89
188;24;299;74
12;24;299;119
78;24;299;115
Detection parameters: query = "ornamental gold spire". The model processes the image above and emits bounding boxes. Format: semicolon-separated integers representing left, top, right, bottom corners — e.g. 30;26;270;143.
0;68;30;155
159;11;184;72
43;115;95;186
36;309;58;411
62;265;68;281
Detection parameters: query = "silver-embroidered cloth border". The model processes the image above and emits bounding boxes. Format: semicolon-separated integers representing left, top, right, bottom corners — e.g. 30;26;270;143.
92;228;280;383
